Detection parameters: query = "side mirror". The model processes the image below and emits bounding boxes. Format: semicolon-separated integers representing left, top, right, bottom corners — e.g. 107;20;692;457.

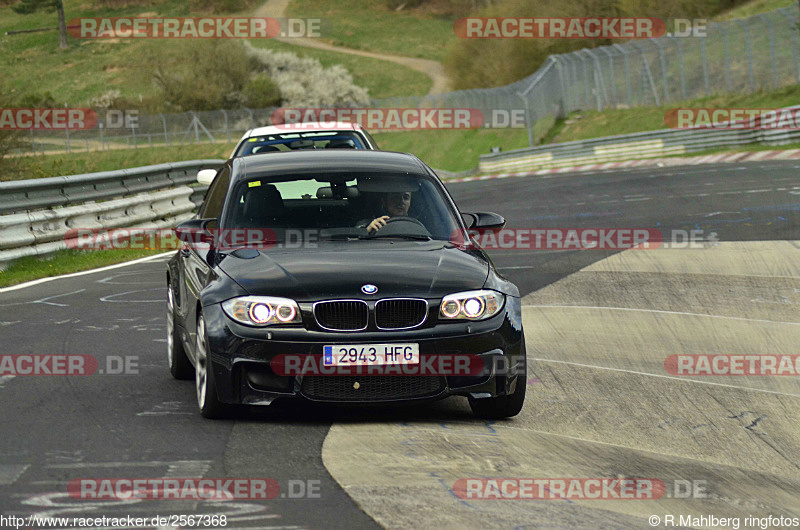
174;219;216;245
463;212;505;230
197;169;217;185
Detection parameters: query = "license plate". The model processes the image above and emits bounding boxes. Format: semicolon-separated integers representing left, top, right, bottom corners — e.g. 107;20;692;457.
323;343;419;367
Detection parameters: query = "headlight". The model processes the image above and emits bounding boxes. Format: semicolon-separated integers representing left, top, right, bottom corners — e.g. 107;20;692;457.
439;290;504;321
222;296;302;326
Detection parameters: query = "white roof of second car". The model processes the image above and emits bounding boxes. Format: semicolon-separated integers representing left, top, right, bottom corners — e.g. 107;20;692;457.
246;122;361;137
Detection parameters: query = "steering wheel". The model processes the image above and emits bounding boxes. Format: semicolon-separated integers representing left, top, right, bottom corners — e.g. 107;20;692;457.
369;216;430;238
383;216;426;228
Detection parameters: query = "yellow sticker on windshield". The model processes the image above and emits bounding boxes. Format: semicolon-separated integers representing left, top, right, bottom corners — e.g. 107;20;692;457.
248;181;261;188
248;138;258;142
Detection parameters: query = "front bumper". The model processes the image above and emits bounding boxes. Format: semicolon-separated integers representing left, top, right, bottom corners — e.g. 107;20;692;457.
196;299;524;406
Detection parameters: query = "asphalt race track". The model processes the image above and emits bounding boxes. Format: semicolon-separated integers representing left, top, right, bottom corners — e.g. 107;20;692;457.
1;159;799;529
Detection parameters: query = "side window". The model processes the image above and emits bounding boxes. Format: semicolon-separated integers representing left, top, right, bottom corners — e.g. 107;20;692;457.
361;130;378;149
199;166;230;220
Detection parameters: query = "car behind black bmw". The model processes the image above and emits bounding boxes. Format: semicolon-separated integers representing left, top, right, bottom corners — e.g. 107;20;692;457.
167;150;526;419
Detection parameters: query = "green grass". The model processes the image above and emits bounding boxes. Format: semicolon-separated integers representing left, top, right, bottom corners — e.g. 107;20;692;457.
374;128;530;172
714;0;797;20
0;0;426;106
285;0;455;62
1;142;235;181
0;248;166;287
246;39;431;99
547;84;800;144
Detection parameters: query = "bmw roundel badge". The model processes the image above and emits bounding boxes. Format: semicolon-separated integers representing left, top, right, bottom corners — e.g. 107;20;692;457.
361;284;378;295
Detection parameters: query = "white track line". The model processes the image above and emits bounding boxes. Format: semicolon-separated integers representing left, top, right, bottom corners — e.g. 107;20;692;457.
0;252;174;294
522;304;800;326
531;358;800;399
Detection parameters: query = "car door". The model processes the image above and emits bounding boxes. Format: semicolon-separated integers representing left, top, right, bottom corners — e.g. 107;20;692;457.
181;165;231;360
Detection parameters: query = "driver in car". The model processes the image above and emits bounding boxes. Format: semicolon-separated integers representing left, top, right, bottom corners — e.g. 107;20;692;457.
363;191;412;233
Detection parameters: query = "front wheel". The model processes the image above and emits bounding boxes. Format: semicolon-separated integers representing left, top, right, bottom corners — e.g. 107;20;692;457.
195;313;227;419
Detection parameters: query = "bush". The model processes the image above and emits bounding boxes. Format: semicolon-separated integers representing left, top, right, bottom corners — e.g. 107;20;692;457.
242;74;282;108
153;40;252;111
245;43;370;107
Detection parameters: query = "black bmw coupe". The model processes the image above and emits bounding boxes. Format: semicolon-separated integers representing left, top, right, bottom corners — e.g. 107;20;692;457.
167;150;526;419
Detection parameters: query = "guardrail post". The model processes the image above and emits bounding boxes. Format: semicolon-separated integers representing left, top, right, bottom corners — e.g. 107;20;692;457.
65;123;71;153
734;18;756;92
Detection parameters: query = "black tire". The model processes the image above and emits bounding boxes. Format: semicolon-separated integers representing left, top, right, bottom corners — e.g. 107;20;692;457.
167;285;193;380
469;342;527;419
195;313;227;419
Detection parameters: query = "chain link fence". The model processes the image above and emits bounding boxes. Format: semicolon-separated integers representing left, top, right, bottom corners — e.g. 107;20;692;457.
12;5;800;155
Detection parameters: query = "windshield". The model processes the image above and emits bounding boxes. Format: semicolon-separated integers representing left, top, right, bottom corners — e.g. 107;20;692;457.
223;171;460;244
233;131;368;157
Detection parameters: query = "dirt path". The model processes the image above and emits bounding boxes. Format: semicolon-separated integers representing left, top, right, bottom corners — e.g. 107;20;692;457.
254;0;450;95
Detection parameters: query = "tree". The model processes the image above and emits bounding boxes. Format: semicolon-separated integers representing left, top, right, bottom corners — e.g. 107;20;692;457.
12;0;68;49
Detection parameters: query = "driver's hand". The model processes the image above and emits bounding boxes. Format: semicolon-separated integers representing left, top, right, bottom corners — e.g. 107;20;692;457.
366;216;390;233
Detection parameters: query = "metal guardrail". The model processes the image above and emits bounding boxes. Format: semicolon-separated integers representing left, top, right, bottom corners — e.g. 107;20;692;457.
0;159;223;269
0;159;225;215
477;107;800;173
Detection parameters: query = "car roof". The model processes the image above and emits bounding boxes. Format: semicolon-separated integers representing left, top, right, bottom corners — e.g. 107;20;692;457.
231;150;431;180
245;122;362;137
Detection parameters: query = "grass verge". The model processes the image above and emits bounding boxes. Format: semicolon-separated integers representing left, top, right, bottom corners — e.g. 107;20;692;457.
548;84;800;144
285;0;455;62
0;249;167;288
374;128;530;172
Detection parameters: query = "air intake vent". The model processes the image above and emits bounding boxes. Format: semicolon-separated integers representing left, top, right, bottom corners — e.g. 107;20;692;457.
375;298;428;329
313;300;369;331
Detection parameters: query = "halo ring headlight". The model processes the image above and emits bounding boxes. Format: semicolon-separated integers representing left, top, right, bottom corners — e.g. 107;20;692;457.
249;302;274;324
441;299;462;318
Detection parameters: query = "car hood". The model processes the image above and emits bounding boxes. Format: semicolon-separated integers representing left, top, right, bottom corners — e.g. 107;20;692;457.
216;241;489;301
